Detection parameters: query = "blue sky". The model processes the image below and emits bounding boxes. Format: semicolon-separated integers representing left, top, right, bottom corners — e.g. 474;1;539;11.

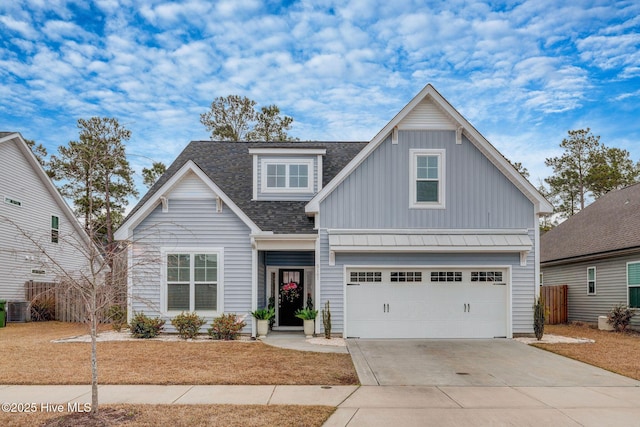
1;0;639;198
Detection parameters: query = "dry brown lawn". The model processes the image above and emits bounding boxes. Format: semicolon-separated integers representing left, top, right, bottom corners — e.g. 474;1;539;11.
0;322;358;385
533;323;640;381
0;404;334;427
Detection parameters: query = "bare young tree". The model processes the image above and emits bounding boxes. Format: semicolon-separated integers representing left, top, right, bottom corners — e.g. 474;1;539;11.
1;214;115;414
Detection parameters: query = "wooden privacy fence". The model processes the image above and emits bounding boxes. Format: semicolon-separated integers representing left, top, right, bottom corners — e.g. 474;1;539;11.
541;284;568;324
24;281;88;322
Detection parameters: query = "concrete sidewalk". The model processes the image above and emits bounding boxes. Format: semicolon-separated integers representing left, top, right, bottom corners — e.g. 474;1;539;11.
0;384;357;407
2;384;640;426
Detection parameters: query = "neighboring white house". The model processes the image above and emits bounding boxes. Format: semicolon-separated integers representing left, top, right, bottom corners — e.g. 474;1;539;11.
115;84;553;338
0;132;93;320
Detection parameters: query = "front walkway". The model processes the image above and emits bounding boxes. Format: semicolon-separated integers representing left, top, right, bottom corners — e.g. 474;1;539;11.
260;331;349;354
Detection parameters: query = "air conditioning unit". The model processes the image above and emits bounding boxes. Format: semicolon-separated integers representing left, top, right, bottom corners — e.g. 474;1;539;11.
7;301;29;322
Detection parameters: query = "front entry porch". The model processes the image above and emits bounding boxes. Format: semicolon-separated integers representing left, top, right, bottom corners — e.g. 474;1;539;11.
258;250;315;331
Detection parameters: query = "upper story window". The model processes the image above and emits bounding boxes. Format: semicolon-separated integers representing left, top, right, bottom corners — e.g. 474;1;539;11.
51;215;59;244
261;158;313;193
410;149;445;209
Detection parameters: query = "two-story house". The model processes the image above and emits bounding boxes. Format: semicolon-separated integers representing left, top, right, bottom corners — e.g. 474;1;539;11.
0;132;94;321
115;84;552;338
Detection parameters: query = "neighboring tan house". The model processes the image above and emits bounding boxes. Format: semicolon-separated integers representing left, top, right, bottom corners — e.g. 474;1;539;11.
0;132;94;321
541;183;640;328
115;84;552;338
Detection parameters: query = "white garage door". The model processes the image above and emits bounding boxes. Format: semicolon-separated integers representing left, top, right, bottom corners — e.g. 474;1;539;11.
346;268;508;339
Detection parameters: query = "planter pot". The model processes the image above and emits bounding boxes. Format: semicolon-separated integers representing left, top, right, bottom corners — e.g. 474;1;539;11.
256;319;269;338
303;319;315;338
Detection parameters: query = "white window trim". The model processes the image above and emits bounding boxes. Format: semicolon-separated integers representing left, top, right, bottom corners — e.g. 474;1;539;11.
627;261;640;308
260;158;314;193
161;247;224;316
409;149;446;209
587;266;596;295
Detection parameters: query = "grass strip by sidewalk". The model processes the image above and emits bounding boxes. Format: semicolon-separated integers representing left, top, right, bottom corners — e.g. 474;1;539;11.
0;404;334;427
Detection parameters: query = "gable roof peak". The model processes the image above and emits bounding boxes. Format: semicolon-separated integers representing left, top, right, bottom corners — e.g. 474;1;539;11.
306;83;553;215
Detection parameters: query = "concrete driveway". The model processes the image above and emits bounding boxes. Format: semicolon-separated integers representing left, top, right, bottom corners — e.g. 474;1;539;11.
347;339;639;387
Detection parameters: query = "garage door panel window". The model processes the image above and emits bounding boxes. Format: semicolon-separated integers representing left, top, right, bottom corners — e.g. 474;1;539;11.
471;271;503;282
390;271;422;282
430;272;462;282
350;271;382;283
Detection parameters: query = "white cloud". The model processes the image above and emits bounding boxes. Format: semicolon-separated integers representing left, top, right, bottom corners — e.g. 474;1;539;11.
1;0;639;205
0;15;38;38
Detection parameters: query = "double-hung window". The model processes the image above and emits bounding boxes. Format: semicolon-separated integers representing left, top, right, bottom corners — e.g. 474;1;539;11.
628;262;640;308
166;251;221;312
261;159;313;192
587;267;596;295
410;149;445;208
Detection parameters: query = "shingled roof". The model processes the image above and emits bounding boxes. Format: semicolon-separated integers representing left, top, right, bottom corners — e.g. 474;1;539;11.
541;182;640;264
127;141;368;234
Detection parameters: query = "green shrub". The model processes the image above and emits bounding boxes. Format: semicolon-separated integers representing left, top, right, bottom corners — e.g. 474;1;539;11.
171;311;206;339
208;313;246;340
533;296;545;340
107;304;127;332
30;297;56;322
607;304;636;332
129;312;165;338
294;308;318;320
251;307;275;320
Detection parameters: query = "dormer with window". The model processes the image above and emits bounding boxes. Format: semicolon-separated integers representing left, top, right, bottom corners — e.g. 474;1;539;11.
250;148;326;201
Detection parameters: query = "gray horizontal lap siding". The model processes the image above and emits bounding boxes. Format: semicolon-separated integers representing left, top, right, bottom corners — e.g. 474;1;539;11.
319;131;534;229
542;253;640;328
255;155;318;201
131;198;253;333
0;139;90;301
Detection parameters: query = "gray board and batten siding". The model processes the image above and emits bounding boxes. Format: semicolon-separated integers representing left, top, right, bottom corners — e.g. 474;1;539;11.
542;252;640;329
318;229;538;334
131;195;253;332
319;130;535;230
0;135;90;301
316;130;538;335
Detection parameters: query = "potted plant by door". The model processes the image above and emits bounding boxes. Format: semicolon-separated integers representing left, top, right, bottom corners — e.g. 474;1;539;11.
251;307;275;338
294;308;318;338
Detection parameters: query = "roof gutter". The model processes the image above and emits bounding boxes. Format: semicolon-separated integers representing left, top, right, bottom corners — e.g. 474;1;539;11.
541;245;640;267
